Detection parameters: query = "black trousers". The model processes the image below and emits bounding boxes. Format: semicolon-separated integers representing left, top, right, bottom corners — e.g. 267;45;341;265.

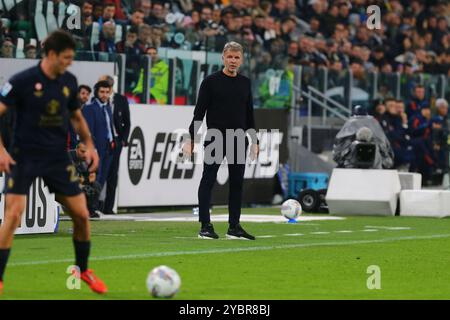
104;140;123;213
198;137;248;226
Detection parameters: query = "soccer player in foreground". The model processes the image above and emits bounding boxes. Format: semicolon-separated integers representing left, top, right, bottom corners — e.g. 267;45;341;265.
0;30;107;295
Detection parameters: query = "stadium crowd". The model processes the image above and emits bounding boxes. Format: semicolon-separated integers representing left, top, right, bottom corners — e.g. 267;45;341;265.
1;1;449;77
0;0;449;184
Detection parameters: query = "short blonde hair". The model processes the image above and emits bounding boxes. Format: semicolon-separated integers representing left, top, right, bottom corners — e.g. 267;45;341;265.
436;98;449;108
223;41;244;55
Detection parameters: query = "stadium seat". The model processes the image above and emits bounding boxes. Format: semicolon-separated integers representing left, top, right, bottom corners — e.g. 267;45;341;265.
46;1;58;33
1;18;11;29
29;38;37;47
15;37;25;59
326;168;401;216
115;24;123;44
90;22;100;51
34;0;48;42
57;1;67;28
400;190;450;218
3;0;15;11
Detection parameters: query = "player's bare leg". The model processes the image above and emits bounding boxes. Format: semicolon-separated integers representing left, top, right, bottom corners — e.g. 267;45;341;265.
56;193;108;294
0;194;27;295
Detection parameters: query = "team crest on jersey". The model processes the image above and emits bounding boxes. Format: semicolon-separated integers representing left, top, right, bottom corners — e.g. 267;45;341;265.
46;99;60;115
1;82;12;97
7;178;14;189
34;82;43;97
63;86;70;97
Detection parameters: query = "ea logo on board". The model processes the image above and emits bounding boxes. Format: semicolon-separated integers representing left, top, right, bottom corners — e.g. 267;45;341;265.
128;127;145;185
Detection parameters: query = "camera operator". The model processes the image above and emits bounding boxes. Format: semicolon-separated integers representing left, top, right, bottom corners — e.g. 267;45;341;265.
68;142;102;219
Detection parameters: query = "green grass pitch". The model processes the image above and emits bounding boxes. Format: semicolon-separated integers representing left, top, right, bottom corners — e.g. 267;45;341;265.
2;207;450;300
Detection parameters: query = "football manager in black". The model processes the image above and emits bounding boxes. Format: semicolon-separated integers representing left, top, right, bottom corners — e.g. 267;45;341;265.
0;30;107;294
183;41;259;240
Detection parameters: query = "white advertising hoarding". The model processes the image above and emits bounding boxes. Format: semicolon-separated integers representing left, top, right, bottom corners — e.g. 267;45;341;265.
0;58;115;90
118;105;283;207
0;175;58;235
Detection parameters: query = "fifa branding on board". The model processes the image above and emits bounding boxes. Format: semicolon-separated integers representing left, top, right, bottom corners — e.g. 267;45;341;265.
135;129;283;182
128;127;146;185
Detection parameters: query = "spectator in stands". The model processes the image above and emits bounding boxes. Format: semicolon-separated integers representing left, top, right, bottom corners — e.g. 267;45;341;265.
146;1;166;26
137;23;153;51
94;21;117;53
370;46;388;72
24;44;37;59
349;57;367;88
270;0;289;20
430;98;449;176
262;16;277;50
133;46;169;104
92;1;104;22
372;100;386;122
116;26;143;92
199;5;214;29
321;3;339;38
136;0;152;19
279;16;297;43
287;40;300;64
304;16;324;39
0;38;14;58
409;105;435;184
380;98;413;170
128;9;145;28
407;84;429;118
82;0;94;21
150;25;168;48
105;0;128;21
253;49;273;74
101;3;117;23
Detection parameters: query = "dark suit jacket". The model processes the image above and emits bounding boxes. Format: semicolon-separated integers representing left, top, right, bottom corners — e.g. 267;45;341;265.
82;99;114;154
111;93;131;146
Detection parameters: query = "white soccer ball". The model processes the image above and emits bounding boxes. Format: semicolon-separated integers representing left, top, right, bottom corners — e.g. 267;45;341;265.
281;199;302;220
146;265;181;298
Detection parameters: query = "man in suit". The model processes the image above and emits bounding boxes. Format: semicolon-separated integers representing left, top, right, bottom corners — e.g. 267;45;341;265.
99;75;131;215
68;85;92;150
82;80;115;215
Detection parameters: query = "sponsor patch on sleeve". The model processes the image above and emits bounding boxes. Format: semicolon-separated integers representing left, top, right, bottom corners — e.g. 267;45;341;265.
1;82;13;97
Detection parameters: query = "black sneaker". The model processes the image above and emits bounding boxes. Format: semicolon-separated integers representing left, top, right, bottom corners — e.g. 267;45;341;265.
89;210;101;219
198;223;219;239
226;224;255;240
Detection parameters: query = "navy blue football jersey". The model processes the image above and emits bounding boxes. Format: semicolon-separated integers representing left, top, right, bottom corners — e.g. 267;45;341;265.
0;62;80;158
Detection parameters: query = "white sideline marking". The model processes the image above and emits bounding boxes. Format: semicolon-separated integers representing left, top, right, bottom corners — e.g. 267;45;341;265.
310;232;330;235
334;230;353;233
285;233;304;236
365;226;411;230
11;234;449;267
92;233;127;237
258;235;276;238
362;229;378;232
134;215;344;223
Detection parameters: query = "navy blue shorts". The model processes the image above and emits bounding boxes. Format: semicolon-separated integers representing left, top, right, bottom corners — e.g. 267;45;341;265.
4;155;82;196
